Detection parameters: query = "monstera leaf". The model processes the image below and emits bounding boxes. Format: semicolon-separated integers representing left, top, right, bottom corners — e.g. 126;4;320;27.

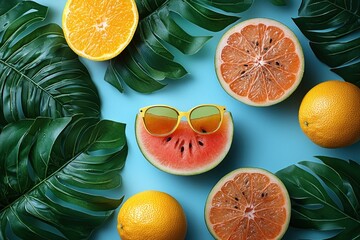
294;0;360;87
271;0;286;6
0;1;101;129
276;157;360;239
105;0;253;93
0;0;21;13
0;116;128;239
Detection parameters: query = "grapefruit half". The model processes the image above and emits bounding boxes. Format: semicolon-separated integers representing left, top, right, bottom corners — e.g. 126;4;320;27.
215;18;304;106
205;168;291;239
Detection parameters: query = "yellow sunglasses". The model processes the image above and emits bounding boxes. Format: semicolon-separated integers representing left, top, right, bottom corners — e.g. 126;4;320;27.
139;104;227;136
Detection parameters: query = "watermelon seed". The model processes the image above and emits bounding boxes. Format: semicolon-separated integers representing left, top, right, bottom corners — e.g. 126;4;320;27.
275;61;280;66
269;38;273;43
189;142;193;155
198;141;204;146
179;140;185;149
175;139;180;148
234;206;239;209
235;197;239;201
180;146;184;153
166;137;172;142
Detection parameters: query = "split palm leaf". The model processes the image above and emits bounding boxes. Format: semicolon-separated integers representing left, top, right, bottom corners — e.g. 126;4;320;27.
276;156;360;239
0;116;128;239
0;1;101;130
294;0;360;86
105;0;253;93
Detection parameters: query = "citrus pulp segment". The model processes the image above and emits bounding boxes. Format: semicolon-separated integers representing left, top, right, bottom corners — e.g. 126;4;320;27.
205;168;291;240
215;18;304;106
62;0;138;61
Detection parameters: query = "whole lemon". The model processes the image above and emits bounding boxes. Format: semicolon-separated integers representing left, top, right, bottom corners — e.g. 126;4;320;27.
299;80;360;148
117;190;187;240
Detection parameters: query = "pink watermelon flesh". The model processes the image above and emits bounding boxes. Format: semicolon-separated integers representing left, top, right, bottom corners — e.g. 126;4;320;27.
135;112;233;175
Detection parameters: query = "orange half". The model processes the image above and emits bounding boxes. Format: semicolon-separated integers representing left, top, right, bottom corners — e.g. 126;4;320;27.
62;0;139;61
215;18;304;106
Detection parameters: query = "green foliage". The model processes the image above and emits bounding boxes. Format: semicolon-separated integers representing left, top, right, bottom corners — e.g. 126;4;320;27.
105;0;253;93
294;0;360;87
0;1;128;239
276;157;360;239
0;116;128;239
0;1;101;129
271;0;286;6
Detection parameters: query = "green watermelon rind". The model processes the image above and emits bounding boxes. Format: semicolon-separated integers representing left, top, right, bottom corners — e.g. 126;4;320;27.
135;112;234;176
204;167;291;239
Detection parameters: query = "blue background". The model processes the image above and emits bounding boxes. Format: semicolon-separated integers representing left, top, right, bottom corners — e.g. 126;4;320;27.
35;0;360;239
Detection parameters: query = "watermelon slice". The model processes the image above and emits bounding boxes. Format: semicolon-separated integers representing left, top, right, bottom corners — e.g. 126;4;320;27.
135;112;234;175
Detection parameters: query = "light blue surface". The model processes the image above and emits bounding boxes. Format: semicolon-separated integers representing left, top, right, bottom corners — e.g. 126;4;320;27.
35;0;360;239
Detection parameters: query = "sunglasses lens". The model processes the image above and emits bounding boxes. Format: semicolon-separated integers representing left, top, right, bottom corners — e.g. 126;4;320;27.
143;106;178;135
190;106;221;134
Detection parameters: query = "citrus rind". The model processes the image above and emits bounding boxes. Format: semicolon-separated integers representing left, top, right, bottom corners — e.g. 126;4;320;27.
62;0;139;61
205;167;291;239
215;18;304;106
